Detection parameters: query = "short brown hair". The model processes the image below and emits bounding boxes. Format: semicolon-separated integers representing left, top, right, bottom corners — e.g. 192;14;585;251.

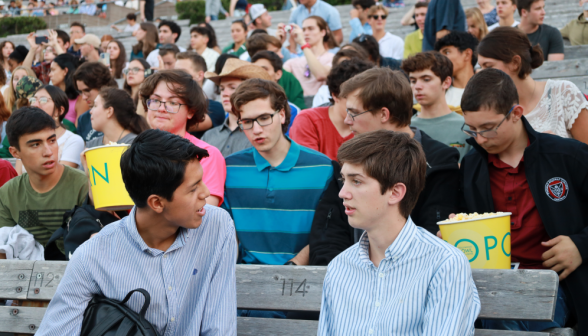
176;51;207;73
246;33;282;59
73;62;117;91
401;51;453;83
337;130;426;218
230;78;291;134
139;70;208;131
339;67;413;128
415;1;428;9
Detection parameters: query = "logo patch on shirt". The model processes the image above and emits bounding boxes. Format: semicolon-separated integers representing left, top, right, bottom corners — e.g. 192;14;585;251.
545;177;569;202
193;268;198;275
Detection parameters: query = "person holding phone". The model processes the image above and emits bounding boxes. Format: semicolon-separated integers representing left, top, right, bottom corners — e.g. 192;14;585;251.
74;34;100;63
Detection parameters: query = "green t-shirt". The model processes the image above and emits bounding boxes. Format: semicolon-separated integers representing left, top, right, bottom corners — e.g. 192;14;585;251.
0;165;88;250
0;136;11;158
278;70;307;110
411;112;472;162
222;43;247;57
62;119;77;134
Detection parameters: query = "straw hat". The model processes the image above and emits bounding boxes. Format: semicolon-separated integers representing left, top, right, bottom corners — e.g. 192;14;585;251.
204;58;272;85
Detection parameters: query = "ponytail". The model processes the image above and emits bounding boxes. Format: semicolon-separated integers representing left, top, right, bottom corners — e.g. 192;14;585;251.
99;87;150;136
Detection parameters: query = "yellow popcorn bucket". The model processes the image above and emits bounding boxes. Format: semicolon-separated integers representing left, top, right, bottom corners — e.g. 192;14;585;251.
438;213;512;269
83;145;134;211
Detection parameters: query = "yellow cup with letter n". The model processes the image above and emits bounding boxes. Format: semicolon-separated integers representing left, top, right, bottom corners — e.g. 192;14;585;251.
83;144;134;211
438;212;512;269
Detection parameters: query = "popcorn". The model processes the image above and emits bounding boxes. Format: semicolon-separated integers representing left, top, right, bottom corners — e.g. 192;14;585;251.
440;212;506;223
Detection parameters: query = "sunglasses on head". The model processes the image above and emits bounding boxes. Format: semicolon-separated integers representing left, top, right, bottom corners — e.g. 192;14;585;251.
369;14;387;20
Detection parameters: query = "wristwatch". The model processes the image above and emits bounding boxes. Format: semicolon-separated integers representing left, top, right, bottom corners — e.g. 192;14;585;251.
284;261;297;266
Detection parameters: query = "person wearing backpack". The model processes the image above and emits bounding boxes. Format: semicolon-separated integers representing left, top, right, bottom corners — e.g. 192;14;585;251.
36;129;238;335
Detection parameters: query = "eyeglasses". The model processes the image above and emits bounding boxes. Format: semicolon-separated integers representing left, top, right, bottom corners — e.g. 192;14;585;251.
346;108;373;121
146;99;184;113
29;97;52;104
368;15;387;20
461;106;515;139
238;111;279;130
123;67;145;75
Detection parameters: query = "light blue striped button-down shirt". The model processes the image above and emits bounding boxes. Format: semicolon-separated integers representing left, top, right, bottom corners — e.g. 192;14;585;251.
37;205;237;336
318;217;480;336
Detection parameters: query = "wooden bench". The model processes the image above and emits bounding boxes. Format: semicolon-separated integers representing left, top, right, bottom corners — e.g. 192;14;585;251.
0;261;577;335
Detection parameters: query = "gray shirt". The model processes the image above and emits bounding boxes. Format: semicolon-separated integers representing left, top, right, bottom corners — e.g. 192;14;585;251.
85;133;138;149
201;118;252;157
410;112;471;162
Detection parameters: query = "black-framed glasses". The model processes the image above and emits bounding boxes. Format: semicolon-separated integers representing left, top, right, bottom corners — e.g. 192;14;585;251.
123;67;145;75
29;97;52;104
462;106;516;139
346;108;373;121
369;15;387;20
238;111;279;130
146;99;184;113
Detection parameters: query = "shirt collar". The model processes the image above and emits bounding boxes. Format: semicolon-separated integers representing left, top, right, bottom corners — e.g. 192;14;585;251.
358;216;417;265
309;0;321;13
126;206;188;256
252;136;300;172
418;30;423;39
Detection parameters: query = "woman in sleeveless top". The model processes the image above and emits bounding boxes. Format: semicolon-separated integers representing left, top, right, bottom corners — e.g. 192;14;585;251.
50;54;88;126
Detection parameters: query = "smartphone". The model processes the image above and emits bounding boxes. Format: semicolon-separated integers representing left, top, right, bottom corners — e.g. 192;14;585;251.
100;52;110;67
35;36;49;44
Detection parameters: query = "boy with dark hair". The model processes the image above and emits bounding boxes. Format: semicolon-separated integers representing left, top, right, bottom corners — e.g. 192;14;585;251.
352;34;401;70
146;20;186;68
37;129;237;335
402;51;471;161
67;22;85;58
251;50;305;109
73;62;118;141
318;130;480;334
349;0;375;41
158;44;180;69
434;31;478;108
488;0;519;31
224;79;333;276
140;70;226;206
111;13;140;34
290;58;373;160
518;0;564;61
190;26;220;71
308;67;460;265
0;107;88;258
460;68;588;333
175;51;225;138
55;29;71;51
404;1;428;58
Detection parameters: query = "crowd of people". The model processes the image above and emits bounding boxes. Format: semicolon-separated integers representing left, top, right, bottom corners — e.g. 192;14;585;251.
0;0;587;334
0;0;110;17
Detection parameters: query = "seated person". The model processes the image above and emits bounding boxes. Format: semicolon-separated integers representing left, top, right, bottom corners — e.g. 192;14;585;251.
284;16;335;97
0;107;88;259
86;88;150;148
175;51;228;138
318;130;480;335
251;50;303;134
434;31;478;110
189;26;220;72
518;0;564;61
158;44;180;70
37;129;237;335
488;0;519;31
367;5;404;59
224;78;333;268
308;67;460;265
290;59;374;160
201;59;272;157
460;68;588;334
352;34;401;70
404;2;428;58
140;70;226;206
349;0;375;42
402;51;471;161
146;20;186;68
560;0;588;46
244;34;304;108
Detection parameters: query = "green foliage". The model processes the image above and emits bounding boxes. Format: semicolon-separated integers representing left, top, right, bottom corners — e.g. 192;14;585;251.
0;17;47;37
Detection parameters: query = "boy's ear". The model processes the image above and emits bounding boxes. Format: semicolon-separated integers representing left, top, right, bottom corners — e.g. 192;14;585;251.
388;182;407;206
8;146;20;160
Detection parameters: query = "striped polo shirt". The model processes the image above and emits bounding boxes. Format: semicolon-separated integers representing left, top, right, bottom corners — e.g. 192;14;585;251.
224;139;333;265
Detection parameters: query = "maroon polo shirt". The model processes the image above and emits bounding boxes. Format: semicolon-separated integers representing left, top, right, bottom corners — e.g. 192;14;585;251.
488;153;551;269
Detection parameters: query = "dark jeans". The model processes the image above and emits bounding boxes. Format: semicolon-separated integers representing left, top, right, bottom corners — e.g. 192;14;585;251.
480;285;568;331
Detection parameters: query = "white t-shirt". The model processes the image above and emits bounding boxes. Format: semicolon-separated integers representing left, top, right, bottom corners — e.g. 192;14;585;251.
145;45;187;68
525;79;588;139
124;23;140;33
22;130;85;173
488;20;520;32
203;79;221;103
445;86;465;108
378;32;404;60
201;47;220;72
312;85;331;107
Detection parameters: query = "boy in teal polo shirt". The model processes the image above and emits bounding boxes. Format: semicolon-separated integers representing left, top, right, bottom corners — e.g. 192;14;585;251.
223;78;333;266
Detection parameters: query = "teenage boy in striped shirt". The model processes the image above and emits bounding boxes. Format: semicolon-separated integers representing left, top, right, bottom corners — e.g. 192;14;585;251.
318;130;480;335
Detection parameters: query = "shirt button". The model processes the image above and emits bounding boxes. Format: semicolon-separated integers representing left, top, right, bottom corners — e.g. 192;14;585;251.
171;317;175;322
163;254;168;258
369;329;374;334
168;286;172;291
379;273;384;278
375;301;380;307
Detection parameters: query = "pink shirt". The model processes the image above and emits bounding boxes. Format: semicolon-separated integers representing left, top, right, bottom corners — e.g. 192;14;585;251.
283;52;334;96
65;97;78;123
184;133;227;205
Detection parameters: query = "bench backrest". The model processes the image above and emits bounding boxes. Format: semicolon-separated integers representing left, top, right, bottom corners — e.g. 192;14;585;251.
0;261;559;334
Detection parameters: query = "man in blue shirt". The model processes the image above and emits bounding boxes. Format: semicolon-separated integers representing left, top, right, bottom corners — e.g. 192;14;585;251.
349;0;375;41
422;0;466;51
289;0;343;44
318;130;480;335
37;130;237;335
224;78;333;267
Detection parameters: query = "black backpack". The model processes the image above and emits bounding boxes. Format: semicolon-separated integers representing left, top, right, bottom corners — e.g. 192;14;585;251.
81;289;160;336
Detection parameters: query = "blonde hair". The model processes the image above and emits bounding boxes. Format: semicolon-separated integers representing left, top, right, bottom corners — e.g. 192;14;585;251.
466;7;488;40
368;4;389;16
4;66;37;113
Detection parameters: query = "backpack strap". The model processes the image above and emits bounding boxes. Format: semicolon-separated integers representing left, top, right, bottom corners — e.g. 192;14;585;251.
114;317;135;336
121;289;151;317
